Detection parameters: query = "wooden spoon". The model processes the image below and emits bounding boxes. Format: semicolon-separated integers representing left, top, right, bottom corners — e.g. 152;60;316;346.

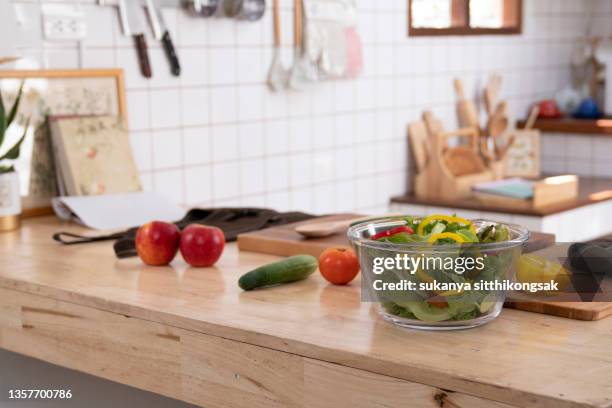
443;146;486;176
487;101;509;139
295;216;371;238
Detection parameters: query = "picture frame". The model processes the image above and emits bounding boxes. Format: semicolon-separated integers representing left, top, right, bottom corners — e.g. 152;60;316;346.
0;69;127;217
503;129;541;178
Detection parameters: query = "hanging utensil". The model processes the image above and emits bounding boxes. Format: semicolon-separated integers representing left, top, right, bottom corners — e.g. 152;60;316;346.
187;0;220;17
222;0;266;21
146;0;180;76
267;0;288;91
289;0;310;90
118;0;152;78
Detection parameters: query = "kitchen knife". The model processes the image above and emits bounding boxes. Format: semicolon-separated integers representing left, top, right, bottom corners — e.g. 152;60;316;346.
145;0;181;76
118;0;152;78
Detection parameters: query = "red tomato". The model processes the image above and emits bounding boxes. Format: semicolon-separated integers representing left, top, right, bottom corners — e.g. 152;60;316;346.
318;247;360;285
428;300;449;309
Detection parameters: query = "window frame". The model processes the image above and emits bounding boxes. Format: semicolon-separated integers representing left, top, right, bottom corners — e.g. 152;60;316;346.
408;0;523;37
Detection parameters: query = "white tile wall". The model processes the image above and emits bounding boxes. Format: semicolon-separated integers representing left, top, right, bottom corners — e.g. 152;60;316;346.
541;133;612;178
3;0;595;214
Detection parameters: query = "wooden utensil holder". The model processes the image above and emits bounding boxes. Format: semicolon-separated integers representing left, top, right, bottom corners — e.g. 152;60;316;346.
411;125;495;200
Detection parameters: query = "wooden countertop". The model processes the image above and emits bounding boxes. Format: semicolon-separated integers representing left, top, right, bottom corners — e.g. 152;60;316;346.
391;176;612;217
516;118;612;135
1;217;612;408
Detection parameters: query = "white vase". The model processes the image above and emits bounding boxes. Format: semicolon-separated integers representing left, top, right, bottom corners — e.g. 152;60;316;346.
0;171;21;232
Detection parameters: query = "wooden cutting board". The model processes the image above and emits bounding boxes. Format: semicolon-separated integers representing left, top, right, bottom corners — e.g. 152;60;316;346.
505;300;612;321
237;214;358;257
506;244;612;321
238;214;555;258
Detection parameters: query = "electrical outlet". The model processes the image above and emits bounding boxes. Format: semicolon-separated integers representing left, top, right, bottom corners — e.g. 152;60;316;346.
42;5;87;41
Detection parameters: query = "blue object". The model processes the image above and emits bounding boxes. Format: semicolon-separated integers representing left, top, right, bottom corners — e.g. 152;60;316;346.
573;98;602;119
473;179;534;200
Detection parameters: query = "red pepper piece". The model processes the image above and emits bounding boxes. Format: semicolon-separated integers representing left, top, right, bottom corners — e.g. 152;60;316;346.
371;226;414;241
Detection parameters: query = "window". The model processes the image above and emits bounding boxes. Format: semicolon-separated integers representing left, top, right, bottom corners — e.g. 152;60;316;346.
408;0;522;36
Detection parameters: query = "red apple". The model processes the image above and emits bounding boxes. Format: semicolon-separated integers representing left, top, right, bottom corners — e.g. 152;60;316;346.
135;221;181;266
179;224;225;267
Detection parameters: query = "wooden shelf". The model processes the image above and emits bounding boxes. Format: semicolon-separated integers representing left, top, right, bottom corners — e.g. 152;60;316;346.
391;175;612;217
516;118;612;135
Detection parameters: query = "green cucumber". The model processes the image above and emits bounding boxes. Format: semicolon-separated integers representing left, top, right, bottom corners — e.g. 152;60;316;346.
238;255;318;291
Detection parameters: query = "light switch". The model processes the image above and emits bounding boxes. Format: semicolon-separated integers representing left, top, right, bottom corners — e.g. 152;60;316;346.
42;5;87;41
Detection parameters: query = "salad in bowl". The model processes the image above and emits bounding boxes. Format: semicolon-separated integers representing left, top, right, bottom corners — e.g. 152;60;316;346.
347;215;529;330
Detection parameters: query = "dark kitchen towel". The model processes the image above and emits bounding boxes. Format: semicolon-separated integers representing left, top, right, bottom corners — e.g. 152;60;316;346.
568;242;612;276
52;208;315;259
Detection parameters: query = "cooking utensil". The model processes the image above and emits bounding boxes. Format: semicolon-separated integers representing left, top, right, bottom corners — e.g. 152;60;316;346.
345;26;363;78
453;78;480;132
487;101;509;139
222;0;266;20
188;0;220;17
118;0;152;78
267;0;288;91
422;110;443;138
484;74;502;115
480;138;495;162
524;105;540;130
289;0;311;90
146;0;180;76
443;146;486;176
496;134;515;160
295;216;374;238
408;121;429;173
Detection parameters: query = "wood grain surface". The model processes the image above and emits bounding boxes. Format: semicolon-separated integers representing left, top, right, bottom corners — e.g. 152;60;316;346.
1;217;612;407
517;118;612;135
391;175;612;217
0;287;513;408
237;214;357;257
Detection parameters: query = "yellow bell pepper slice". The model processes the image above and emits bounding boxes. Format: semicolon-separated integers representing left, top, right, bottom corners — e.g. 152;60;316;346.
417;215;476;235
517;254;571;295
427;232;466;244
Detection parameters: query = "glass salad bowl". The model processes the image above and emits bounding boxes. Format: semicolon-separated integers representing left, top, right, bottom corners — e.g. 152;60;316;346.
347;216;529;330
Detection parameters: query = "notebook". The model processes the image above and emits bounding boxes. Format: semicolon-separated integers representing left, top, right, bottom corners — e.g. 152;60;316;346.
472;178;534;200
49;115;142;196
